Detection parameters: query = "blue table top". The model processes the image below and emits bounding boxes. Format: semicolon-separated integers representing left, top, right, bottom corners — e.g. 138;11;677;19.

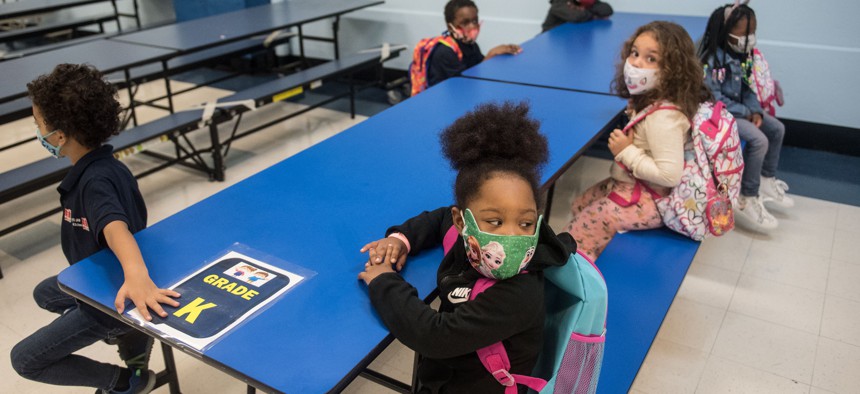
0;39;175;104
58;77;625;393
110;0;383;53
595;228;700;394
462;12;707;94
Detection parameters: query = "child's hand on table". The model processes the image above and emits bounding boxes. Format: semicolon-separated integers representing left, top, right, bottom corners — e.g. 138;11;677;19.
358;259;395;285
487;44;522;59
360;237;408;271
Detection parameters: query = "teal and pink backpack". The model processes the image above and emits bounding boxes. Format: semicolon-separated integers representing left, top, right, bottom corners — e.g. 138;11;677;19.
442;226;608;393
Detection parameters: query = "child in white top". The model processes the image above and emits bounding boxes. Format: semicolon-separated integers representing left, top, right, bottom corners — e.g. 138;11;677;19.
564;21;711;261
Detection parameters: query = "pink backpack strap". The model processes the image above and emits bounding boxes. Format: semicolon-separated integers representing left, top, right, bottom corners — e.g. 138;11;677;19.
609;102;681;206
470;278;548;394
442;225;459;255
698;101;725;139
620;103;680;135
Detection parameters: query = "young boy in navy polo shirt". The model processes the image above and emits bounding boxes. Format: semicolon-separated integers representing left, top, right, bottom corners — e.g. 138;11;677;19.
426;0;521;87
11;64;180;394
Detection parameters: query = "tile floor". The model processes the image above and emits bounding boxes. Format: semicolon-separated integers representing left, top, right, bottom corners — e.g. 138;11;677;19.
1;77;859;394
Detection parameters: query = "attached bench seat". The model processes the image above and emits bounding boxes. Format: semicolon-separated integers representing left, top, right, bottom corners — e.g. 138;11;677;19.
0;109;203;206
105;33;296;85
0;20;169;62
0;96;31;126
0;13;116;44
0;33;107;61
0;34;295;127
218;49;390;110
594;228;701;394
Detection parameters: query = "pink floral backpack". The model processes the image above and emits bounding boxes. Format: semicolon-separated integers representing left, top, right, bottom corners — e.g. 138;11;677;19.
750;48;784;116
613;101;744;241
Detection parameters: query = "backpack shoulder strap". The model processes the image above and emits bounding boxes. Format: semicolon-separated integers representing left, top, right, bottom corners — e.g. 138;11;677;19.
410;34;463;96
437;35;464;61
442;225;459;255
622;102;682;134
470;277;548;393
611;102;682;205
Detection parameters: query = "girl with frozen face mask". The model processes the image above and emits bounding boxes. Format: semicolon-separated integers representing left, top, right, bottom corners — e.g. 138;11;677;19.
358;102;571;393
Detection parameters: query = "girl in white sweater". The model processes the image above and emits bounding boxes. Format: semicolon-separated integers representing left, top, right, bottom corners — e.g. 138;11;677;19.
565;21;711;261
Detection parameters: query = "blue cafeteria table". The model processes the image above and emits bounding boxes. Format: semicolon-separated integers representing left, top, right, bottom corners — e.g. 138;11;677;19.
58;77;626;393
462;12;707;95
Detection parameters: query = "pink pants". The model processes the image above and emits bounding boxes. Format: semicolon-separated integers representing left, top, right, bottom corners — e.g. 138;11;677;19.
564;178;663;261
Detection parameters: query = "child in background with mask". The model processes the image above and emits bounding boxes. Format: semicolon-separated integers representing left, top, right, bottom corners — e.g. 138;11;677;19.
564;21;711;261
700;1;792;232
358;102;571;393
11;64;179;394
541;0;614;32
411;0;521;95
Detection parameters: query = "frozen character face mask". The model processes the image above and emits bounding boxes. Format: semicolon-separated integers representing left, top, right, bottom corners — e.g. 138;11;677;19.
460;208;541;280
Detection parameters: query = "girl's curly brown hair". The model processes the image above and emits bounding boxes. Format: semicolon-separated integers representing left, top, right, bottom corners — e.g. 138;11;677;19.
27;63;121;149
611;21;712;119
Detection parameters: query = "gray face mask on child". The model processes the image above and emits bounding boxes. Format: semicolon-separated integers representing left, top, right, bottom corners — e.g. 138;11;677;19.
728;33;756;53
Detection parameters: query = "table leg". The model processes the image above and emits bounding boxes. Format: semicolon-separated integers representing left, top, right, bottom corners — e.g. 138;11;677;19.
157;343;182;394
332;15;340;60
123;68;138;127
209;122;225;181
162;60;175;113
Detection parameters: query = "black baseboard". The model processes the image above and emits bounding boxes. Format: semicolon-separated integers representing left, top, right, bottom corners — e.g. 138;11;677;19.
781;118;860;157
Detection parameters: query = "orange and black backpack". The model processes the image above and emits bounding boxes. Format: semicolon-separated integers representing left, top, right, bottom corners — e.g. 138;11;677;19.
409;33;462;96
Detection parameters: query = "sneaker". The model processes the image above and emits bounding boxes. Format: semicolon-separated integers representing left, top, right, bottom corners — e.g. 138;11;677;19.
116;331;154;370
110;369;156;394
760;176;795;208
735;195;778;231
386;89;403;105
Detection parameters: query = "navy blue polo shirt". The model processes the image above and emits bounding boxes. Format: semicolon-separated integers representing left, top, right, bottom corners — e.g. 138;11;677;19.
427;39;484;87
58;145;147;265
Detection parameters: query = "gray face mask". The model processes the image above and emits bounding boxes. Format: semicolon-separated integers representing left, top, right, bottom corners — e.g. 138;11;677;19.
728;33;756;53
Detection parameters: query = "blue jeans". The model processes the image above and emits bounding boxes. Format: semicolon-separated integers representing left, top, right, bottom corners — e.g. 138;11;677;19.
10;276;145;391
736;113;785;197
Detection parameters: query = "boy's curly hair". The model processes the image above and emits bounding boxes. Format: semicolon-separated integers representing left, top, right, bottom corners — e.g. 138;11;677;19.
611;21;712;119
441;101;549;209
27;63;121;149
444;0;477;24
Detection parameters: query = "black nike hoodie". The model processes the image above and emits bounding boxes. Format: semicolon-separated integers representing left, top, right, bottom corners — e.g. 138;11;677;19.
368;206;572;393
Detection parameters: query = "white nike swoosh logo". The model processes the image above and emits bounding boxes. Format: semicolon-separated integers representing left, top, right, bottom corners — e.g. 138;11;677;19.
447;287;471;304
448;294;468;304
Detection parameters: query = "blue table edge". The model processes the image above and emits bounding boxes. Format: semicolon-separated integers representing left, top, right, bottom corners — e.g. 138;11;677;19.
57;275;441;393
